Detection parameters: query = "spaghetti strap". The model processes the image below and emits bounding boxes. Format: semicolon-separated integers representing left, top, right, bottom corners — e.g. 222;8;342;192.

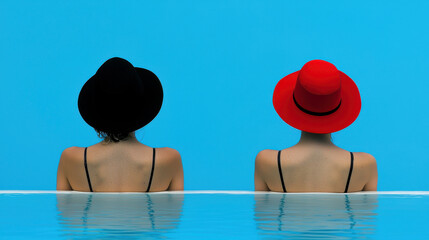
146;148;156;192
84;147;93;192
277;150;287;193
344;152;354;193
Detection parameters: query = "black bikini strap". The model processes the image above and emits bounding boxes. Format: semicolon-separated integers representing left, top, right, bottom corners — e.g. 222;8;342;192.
84;147;93;192
277;150;287;193
146;148;156;192
344;152;354;193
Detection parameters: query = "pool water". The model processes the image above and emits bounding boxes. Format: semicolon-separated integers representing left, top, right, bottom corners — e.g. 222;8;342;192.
0;191;428;239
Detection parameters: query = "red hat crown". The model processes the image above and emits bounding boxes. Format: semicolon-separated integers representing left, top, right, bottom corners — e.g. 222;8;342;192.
293;60;342;115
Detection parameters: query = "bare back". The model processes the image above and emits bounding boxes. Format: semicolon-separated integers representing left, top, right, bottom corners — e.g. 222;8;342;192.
255;144;377;192
57;140;184;192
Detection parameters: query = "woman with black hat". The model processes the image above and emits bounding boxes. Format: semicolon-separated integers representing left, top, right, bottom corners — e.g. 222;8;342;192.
255;60;377;193
56;57;183;192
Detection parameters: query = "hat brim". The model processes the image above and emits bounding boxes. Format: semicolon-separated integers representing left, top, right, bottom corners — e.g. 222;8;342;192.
273;71;361;134
78;67;163;133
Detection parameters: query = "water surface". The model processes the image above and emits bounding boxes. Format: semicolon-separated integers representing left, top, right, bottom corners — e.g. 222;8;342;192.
0;191;428;239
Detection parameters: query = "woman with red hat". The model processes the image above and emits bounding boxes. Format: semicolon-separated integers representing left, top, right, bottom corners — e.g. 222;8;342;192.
255;60;377;192
56;57;184;192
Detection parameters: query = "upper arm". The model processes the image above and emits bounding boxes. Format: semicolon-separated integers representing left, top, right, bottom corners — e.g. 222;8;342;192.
56;148;73;191
254;150;270;191
166;149;184;191
362;154;378;191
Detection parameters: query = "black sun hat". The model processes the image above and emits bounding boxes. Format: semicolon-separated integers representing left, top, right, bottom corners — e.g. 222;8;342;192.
78;57;163;133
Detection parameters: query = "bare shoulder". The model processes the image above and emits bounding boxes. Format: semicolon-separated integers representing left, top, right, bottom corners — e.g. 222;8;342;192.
155;147;182;164
353;152;377;166
60;147;85;163
255;149;279;168
353;152;378;190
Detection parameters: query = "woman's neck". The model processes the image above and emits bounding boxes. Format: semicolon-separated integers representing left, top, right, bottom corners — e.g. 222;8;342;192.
298;131;333;145
102;132;139;144
124;132;138;143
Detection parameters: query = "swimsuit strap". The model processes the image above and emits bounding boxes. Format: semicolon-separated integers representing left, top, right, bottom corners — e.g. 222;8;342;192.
146;148;156;192
344;152;354;193
277;150;287;193
84;147;93;192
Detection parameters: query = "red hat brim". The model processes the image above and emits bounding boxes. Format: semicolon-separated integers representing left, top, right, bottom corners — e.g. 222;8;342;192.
273;70;361;134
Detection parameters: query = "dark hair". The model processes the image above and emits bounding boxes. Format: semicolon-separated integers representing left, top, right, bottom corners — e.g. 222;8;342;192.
95;129;130;143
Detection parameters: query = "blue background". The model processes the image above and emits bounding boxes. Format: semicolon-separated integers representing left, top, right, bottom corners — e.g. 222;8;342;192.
0;0;428;191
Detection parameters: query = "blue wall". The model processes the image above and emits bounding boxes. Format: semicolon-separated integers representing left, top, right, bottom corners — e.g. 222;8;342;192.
1;0;428;190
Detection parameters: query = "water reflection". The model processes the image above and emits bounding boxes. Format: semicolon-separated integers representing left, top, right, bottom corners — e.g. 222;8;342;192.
254;194;378;239
56;193;183;239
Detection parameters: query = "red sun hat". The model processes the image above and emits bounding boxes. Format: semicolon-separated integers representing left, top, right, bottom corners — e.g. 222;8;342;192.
273;60;361;134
